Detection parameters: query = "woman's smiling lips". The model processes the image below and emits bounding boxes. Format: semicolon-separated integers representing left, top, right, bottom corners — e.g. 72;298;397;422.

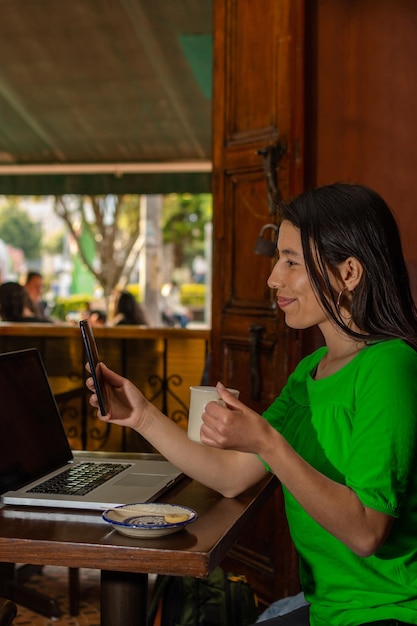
277;296;296;309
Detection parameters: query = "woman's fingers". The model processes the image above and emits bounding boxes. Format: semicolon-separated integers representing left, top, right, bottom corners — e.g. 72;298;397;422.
216;381;241;408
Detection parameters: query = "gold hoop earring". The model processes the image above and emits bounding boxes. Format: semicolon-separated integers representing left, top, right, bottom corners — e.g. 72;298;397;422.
336;287;347;312
336;287;352;321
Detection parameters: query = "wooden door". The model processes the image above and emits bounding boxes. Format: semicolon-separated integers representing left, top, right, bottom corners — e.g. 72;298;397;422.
304;0;417;295
210;0;305;608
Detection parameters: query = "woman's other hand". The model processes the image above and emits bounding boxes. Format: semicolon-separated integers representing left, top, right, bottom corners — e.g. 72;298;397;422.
200;381;271;454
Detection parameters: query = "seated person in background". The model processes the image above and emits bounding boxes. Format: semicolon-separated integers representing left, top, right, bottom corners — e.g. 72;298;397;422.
24;271;51;321
88;309;107;326
161;280;192;328
0;282;52;322
113;291;149;326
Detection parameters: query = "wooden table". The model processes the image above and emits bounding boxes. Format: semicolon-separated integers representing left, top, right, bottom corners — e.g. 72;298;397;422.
0;452;277;626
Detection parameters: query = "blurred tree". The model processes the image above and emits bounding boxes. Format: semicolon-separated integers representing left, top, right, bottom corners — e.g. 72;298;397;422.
0;201;42;259
162;194;212;268
54;193;212;308
55;194;143;299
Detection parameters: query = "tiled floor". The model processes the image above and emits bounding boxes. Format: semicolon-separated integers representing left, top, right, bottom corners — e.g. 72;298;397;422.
12;566;100;626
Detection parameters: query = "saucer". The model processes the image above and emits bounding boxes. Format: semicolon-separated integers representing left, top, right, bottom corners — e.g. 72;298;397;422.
102;502;197;538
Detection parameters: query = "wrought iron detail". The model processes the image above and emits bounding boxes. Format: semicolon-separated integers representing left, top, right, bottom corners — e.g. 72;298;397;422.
257;141;286;215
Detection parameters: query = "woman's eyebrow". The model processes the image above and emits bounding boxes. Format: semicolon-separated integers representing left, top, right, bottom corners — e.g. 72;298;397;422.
279;247;300;257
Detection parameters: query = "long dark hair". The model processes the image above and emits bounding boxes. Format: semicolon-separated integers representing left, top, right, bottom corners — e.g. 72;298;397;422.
116;291;148;325
279;183;417;347
0;281;32;321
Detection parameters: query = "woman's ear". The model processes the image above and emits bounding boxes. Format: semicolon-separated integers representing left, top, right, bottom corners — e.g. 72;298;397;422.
340;257;363;291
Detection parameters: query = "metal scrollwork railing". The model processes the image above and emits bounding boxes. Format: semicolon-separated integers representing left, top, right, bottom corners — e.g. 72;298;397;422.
0;325;210;454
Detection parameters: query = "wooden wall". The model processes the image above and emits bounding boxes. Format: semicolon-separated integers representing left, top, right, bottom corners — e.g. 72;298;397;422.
305;0;417;297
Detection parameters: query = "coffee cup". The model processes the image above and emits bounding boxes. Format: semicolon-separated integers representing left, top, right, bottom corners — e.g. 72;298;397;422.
187;385;240;442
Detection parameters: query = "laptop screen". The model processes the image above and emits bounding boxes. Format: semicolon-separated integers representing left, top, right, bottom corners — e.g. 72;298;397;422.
0;348;73;494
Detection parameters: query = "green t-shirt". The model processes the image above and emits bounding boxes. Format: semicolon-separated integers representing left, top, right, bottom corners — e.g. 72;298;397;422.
262;339;417;626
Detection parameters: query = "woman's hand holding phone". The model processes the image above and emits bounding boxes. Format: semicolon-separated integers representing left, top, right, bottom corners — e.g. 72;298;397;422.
79;319;109;415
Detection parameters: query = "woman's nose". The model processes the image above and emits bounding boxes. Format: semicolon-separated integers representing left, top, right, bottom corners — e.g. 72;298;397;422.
267;263;284;289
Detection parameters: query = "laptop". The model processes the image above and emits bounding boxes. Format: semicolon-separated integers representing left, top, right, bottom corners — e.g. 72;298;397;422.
0;348;184;510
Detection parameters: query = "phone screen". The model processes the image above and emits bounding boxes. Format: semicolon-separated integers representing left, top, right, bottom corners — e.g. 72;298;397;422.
79;319;109;415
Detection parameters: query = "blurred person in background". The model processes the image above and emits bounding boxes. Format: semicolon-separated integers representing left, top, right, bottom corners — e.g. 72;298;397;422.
161;280;192;328
113;291;150;326
24;271;51;321
0;281;52;323
88;309;107;326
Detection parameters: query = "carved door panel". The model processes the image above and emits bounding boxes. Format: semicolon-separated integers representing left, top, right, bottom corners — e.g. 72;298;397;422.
211;0;305;408
211;0;305;608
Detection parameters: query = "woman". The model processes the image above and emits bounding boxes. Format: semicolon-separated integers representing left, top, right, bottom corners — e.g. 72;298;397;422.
113;291;149;326
86;183;417;625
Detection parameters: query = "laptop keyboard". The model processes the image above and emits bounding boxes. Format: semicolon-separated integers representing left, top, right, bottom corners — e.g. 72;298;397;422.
28;462;129;496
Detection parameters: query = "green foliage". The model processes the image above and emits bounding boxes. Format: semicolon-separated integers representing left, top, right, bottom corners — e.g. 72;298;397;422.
117;195;143;232
162;194;212;267
180;283;206;307
49;284;202;321
50;294;94;321
0;202;42;259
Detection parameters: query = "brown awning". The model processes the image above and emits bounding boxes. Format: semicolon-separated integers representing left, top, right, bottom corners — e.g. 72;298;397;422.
0;0;213;195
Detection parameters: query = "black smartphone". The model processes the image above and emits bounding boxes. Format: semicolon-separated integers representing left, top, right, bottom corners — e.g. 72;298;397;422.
79;319;109;415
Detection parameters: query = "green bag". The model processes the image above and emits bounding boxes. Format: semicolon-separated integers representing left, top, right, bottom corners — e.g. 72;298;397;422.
147;566;259;626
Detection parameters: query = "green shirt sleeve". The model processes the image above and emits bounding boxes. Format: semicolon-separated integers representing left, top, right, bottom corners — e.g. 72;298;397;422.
345;341;417;516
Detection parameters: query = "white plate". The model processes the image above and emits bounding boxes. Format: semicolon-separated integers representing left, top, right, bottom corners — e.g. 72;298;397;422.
102;502;197;538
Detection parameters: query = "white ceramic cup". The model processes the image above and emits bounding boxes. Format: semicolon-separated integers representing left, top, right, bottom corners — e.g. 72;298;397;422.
187;385;240;442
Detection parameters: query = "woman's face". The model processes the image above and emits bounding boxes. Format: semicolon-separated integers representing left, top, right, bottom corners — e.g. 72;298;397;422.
267;220;329;329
